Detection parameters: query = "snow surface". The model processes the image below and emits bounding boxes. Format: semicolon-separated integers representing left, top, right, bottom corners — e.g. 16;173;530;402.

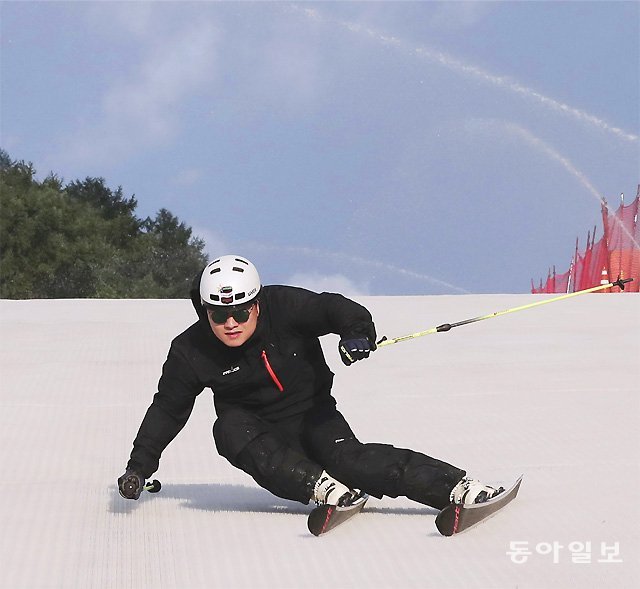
0;294;638;589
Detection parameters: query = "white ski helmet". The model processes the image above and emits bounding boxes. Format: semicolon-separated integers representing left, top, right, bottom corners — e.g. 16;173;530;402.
200;255;261;306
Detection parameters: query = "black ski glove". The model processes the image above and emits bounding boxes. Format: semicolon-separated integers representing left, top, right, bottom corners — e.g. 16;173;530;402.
339;337;376;366
118;469;145;500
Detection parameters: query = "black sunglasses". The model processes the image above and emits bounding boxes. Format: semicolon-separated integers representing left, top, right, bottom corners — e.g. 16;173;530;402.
206;304;255;325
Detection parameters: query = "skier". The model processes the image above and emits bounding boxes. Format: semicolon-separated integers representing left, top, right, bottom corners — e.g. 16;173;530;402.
118;255;503;510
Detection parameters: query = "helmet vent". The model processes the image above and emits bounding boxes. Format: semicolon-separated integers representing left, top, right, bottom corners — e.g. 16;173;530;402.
232;266;245;273
210;268;221;274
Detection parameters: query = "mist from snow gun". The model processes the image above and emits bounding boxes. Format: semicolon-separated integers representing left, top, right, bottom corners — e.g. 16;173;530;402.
293;5;638;143
248;243;471;294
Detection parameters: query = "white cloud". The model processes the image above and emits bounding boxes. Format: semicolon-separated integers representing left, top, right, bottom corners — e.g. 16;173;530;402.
52;19;218;170
252;32;324;114
173;168;204;187
287;272;369;296
190;226;229;261
90;2;156;38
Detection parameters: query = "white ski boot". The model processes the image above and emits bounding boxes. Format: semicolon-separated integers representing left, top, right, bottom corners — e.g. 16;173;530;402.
313;470;357;506
450;477;505;505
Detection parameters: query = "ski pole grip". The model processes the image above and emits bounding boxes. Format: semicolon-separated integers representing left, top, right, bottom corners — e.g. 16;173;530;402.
144;479;162;493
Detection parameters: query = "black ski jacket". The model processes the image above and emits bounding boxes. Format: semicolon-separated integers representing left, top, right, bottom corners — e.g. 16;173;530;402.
127;280;376;478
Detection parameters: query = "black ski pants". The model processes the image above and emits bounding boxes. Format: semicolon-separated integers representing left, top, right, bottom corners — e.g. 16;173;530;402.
213;401;464;509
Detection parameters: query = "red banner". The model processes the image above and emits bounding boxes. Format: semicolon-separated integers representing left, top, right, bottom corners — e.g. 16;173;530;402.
532;186;639;294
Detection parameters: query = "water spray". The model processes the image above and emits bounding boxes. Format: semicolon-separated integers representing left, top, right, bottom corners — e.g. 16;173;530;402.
248;242;471;294
501;123;640;250
292;5;638;143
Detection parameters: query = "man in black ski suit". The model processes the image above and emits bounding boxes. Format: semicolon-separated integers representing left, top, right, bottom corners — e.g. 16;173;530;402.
118;255;501;509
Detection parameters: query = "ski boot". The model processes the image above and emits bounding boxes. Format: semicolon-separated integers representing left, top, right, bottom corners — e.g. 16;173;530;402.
450;477;505;505
312;470;358;506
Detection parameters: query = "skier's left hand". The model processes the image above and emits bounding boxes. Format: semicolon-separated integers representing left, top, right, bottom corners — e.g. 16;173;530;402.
339;337;376;366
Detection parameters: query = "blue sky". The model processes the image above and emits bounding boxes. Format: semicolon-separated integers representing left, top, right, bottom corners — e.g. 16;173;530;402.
2;1;638;295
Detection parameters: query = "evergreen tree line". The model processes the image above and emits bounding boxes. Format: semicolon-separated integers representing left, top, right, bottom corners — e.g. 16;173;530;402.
0;150;208;298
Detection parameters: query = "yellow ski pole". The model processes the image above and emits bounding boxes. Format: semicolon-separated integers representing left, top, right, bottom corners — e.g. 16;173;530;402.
376;277;633;348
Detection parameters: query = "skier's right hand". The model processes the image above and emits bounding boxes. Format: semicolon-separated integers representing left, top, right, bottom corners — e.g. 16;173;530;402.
118;469;145;500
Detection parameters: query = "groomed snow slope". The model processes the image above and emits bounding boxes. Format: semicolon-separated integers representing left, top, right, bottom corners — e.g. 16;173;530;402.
1;294;638;589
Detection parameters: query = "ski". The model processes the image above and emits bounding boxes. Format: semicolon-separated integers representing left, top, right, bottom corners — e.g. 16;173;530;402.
308;492;369;536
435;475;523;536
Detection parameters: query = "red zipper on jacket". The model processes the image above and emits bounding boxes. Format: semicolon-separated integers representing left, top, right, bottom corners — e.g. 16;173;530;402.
261;350;284;392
